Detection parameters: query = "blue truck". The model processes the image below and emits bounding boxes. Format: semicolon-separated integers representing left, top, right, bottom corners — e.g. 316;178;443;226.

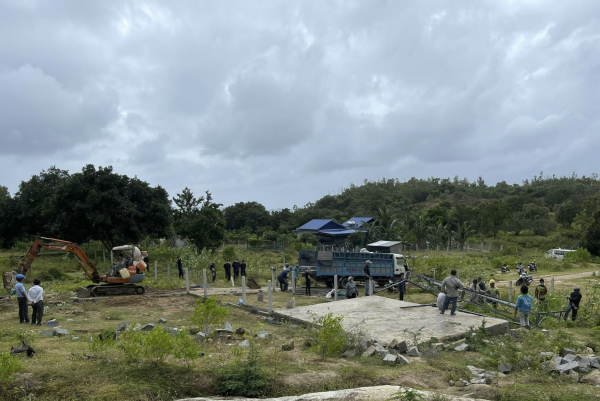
298;250;408;288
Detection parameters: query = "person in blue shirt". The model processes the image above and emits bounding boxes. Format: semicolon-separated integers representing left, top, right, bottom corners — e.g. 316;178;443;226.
15;274;30;324
514;285;533;330
277;268;289;292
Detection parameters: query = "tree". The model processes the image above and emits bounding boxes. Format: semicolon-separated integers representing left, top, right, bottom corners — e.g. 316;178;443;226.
0;187;21;248
478;200;509;238
223;202;271;233
173;189;226;251
556;201;581;228
411;215;430;249
345;231;365;249
430;222;450;247
376;207;400;240
452;222;475;250
299;233;320;246
576;195;600;255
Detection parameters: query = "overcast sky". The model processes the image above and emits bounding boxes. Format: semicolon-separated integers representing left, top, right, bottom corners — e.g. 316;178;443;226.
1;0;599;210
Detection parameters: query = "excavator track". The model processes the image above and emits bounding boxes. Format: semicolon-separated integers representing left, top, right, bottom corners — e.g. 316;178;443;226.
87;284;145;297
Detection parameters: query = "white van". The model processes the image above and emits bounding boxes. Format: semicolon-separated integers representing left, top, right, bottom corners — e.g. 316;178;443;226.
545;248;576;261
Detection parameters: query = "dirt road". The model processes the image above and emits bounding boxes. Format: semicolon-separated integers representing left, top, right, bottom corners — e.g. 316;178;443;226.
494;270;599;284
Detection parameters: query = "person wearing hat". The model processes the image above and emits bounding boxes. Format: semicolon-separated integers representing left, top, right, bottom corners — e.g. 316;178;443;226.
304;268;312;296
223;259;231;282
232;258;240;279
564;287;582;321
346;276;358;299
487;279;500;308
240;259;247;277
15;274;30;324
363;260;372;296
535;279;548;301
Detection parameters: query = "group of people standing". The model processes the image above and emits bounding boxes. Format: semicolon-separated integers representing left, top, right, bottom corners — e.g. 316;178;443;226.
223;259;247;281
14;274;44;325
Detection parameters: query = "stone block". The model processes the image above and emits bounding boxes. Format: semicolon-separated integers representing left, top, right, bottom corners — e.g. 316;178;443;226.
541;329;550;337
590;358;600;369
563;354;578;363
223;322;233;332
235;327;245;335
239;339;249;348
498;363;512;374
542;361;557;374
40;330;54;337
375;344;386;353
557;361;579;374
54;328;69;337
281;341;294;351
553;356;565;368
286;298;295;309
305;338;317;347
432;342;447;350
388;339;399;349
396;355;409;365
422;348;439;358
142;323;154;331
256;331;270;340
394;340;408;353
467;366;485;375
452;338;466;346
158;318;168;324
362;345;377;358
387;348;398;355
470;378;486;385
115;322;128;332
71;336;79;341
342;349;356;358
195;332;207;341
47;321;59;327
406;346;421;357
455;343;469;352
569;370;579;382
383;354;397;365
539;352;554;359
561;348;576;357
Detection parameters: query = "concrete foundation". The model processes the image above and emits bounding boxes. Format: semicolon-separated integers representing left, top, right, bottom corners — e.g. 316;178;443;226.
275;296;509;344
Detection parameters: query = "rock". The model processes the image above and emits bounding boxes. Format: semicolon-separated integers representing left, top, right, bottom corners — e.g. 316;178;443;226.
394;340;408;353
467;366;485;375
286;298;295;309
470;378;486;384
235;327;245;335
256;331;270;340
158;318;167;324
358;339;368;351
267;317;280;326
455;379;468;387
342;349;356;358
561;348;576;357
304;338;317;347
590;358;600;369
498;363;512;374
115;322;128;332
195;332;207;341
281;341;294;351
375;344;386;353
539;352;554;359
406;346;421;357
586;347;594;354
142;323;154;331
448;380;455;386
223;322;233;332
422;348;439;358
239;339;250;348
71;336;79;341
541;329;550;337
388;339;399;349
47;320;59;327
581;370;600;385
40;330;54;337
54;328;69;337
362;346;377;357
557;361;579;374
452;338;466;346
188;327;200;335
132;323;142;332
67;318;73;322
432;342;447;350
454;343;470;352
396;355;409;365
577;357;592;371
387;348;398;355
383;354;397;365
553;356;566;368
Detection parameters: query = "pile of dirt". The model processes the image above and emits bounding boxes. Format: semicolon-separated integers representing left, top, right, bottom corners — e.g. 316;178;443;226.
246;277;261;289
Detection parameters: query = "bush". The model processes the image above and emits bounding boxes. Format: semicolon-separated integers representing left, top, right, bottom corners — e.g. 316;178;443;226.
173;329;199;368
564;247;591;263
218;339;271;397
37;267;65;281
190;296;229;335
299;233;320;246
0;352;23;383
119;326;144;363
143;327;174;365
222;245;237;261
90;328;116;357
313;312;346;360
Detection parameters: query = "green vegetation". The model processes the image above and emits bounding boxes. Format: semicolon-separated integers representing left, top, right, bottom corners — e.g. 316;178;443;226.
217;338;272;397
190;296;229;335
312;312;347;360
0;352;23;383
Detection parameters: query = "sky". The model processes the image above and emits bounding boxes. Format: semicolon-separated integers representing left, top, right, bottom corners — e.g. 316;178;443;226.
1;0;599;210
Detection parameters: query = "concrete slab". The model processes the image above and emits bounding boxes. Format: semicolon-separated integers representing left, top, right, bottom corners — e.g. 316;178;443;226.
188;286;269;298
275;296;508;344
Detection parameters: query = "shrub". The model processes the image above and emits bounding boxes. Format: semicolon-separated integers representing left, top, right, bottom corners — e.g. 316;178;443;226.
313;312;346;360
0;352;23;383
119;326;144;363
190;296;229;335
90;328;117;357
173;329;199;368
142;327;174;365
564;247;591;263
222;245;237;262
217;339;271;397
38;267;65;281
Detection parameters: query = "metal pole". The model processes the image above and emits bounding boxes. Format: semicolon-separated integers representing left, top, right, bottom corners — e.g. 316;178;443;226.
167;261;171;280
508;280;513;303
267;280;273;313
293;268;296;295
271;269;276;292
203;269;208;298
242;276;247;304
371;279;374;296
154;260;157;281
185;268;189;294
551;278;554;292
334;275;338;301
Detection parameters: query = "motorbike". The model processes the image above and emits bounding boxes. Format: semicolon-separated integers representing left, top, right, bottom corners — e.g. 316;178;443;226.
516;262;525;275
528;261;537;272
515;272;533;286
499;263;511;273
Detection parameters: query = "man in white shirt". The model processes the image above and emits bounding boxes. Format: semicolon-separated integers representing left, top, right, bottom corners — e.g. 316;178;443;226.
28;278;44;326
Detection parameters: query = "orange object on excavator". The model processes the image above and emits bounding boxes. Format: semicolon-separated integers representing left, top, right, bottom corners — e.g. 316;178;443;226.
18;237;147;296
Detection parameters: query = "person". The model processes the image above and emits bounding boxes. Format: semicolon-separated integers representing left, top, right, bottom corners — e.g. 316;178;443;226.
363;260;372;296
277;268;289;292
470;279;481;304
304;268;312;296
440;270;464;316
487;279;500;308
177;256;184;279
232;259;240;279
142;251;149;273
477;277;486;292
564;287;582;321
437;292;446;311
346;276;358;299
28;278;44;326
240;259;247;277
515;285;533;330
223;260;232;282
535;279;548;301
15;274;29;324
209;262;216;282
291;264;299;290
397;273;406;301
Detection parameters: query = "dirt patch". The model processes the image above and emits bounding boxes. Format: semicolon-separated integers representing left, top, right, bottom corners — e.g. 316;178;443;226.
282;371;342;393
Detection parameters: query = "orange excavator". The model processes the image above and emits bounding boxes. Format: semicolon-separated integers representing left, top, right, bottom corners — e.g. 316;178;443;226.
18;237;147;296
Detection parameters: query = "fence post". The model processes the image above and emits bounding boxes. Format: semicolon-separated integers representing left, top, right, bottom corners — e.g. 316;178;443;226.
334;275;338;301
271;269;276;292
508;280;513;303
185;268;189;294
203;269;208;298
242;276;247;304
551;278;554;292
371;279;375;296
154;260;157;281
267;280;273;313
167;261;171;280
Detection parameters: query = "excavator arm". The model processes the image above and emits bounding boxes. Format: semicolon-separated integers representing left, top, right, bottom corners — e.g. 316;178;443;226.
18;237;102;284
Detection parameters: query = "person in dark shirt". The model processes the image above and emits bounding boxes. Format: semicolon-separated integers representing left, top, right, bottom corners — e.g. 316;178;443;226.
477;277;486;292
223;260;232;281
240;260;247;276
277;269;289;292
232;259;240;279
397;273;406;301
209;262;216;282
564;287;583;321
363;260;371;296
177;257;184;279
142;251;149;274
304;269;312;296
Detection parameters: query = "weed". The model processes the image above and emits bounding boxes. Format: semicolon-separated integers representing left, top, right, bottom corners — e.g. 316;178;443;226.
387;387;425;401
173;329;199;368
466;319;489;351
190;296;229;335
119;326;144;363
142;327;174;365
312;312;346;360
402;326;425;346
217;338;272;397
0;352;23;383
90;328;117;357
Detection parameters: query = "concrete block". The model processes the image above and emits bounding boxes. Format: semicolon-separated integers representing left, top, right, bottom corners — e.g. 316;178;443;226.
383;354;397;365
40;329;54;337
142;323;155;331
158;318;168;324
406;346;421;357
47;321;59;327
223;322;233;332
396;355;409;365
239;339;250;348
115;322;128;332
342;349;356;358
256;331;270;340
541;329;550;337
498;363;512;374
467;366;485;375
454;343;469;352
561;348;576;357
557;361;579;374
362;345;377;357
394;340;408;353
54;328;69;337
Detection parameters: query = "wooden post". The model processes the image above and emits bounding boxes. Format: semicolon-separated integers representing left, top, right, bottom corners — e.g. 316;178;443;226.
334;275;338;301
508;280;513;303
154;260;157;281
185;268;189;294
167;261;171;280
203;269;208;298
267;280;273;313
242;276;247;304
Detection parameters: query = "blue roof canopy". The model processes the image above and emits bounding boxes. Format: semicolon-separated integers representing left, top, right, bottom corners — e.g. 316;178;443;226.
342;217;374;228
297;219;345;231
318;229;362;236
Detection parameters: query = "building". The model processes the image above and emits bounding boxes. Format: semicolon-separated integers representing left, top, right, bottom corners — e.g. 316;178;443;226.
367;240;403;254
296;217;373;246
342;217;375;228
296;219;346;238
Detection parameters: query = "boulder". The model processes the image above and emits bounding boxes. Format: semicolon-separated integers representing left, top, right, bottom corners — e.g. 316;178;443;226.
235;327;245;335
54;328;69;337
256;331;270;340
580;370;600;386
406;346;421;357
281;341;294;351
342;349;356;358
195;332;207;341
358;339;368;351
454;343;469;352
422;348;439;358
455;379;469;387
386;348;398;355
590;358;600;369
158;318;167;324
542;361;557;374
47;320;59;327
561;348;576;357
362;346;377;358
498;363;512;374
396;355;409;365
115;322;128;332
467;366;485;375
563;354;578;363
142;323;155;331
40;330;54;337
286;298;295;309
394;340;409;353
557;361;579;375
223;322;233;332
388;339;399;349
239;339;250;348
383;354;397;365
586;347;594;354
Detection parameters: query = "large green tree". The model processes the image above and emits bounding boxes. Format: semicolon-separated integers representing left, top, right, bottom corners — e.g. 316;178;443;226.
576;195;600;255
0;186;21;248
173;188;225;250
223;201;271;233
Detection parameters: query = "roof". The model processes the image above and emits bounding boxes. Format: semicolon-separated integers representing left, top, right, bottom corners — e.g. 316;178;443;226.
343;217;374;228
297;219;345;231
367;240;402;247
318;229;361;236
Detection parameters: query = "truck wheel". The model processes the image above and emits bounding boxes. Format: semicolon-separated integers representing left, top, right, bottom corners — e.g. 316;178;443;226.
339;277;348;289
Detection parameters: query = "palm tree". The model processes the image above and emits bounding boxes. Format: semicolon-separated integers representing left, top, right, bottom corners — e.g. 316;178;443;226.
431;222;450;248
412;215;430;251
452;222;475;250
376;207;400;240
